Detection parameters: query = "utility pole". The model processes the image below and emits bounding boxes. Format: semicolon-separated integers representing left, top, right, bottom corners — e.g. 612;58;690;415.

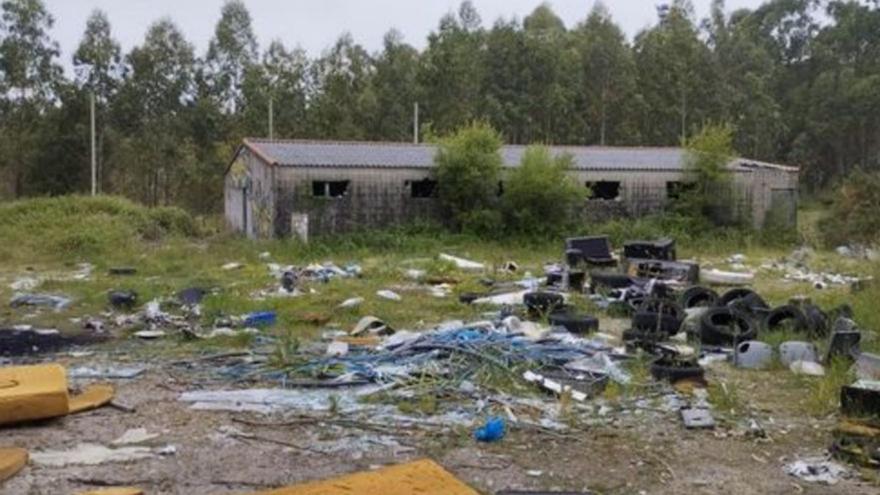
90;91;97;196
268;97;274;140
413;102;419;144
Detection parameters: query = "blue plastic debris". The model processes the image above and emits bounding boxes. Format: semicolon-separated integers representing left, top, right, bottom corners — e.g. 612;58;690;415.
244;311;277;327
474;417;506;442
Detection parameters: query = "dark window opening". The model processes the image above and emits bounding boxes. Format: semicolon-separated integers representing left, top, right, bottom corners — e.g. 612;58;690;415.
312;180;349;198
667;181;696;201
587;181;621;200
408;179;437;198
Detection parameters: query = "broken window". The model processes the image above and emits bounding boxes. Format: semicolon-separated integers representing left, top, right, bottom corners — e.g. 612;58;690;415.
586;181;621;200
667;181;696;201
312;180;349;198
408;179;437;198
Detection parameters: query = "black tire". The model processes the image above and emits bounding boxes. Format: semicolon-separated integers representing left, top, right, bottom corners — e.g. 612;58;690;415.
680;286;719;309
549;311;599;334
523;291;565;315
717;288;768;310
632;311;682;335
700;307;756;346
650;356;705;383
803;304;830;337
764;305;808;332
637;298;683;318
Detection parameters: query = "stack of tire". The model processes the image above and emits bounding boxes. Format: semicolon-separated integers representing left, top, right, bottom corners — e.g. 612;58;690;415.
623;297;684;343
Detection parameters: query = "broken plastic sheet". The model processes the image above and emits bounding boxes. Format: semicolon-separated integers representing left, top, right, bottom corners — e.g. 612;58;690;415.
179;385;385;414
30;443;160;467
69;366;146;379
564;353;631;385
10;293;72;311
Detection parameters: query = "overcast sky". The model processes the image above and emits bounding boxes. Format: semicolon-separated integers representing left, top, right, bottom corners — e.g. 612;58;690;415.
45;0;765;73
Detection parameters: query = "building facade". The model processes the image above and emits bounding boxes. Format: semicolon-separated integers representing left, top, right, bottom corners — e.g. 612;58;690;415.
224;139;799;239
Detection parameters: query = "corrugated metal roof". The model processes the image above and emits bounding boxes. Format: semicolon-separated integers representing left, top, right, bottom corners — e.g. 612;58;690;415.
242;139;795;172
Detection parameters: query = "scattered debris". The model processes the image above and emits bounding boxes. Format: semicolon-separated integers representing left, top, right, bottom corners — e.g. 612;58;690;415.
841;380;880;416
681;407;715;429
222;262;244;270
784;457;849;485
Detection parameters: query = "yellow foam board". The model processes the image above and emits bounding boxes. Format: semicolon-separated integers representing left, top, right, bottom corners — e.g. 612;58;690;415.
0;364;70;426
251;459;480;495
68;384;114;414
0;447;28;483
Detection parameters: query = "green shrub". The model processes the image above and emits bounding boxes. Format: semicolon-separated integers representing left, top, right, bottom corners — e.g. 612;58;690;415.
434;122;503;230
675;123;744;227
0;195;200;261
820;169;880;246
503;145;587;235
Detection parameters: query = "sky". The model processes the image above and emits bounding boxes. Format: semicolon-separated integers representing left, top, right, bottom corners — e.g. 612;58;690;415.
44;0;766;74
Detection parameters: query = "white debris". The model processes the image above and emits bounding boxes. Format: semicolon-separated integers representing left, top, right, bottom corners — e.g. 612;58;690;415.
179;387;383;414
326;341;349;357
785;457;849;485
728;254;747;264
222;262;244;270
376;290;402;302
134;330;166;339
473;290;530;306
31;443;156;467
439;253;485;271
258;251;272;260
789;361;826;376
523;370;588;402
404;269;426;280
9;277;39;291
701;268;755;286
112;428;160;446
338;297;364;309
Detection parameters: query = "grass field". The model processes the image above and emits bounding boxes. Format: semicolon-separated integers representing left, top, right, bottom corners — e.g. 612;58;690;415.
3;195;880;493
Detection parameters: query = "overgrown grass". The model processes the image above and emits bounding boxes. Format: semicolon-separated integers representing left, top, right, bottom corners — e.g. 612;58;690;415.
0;195;201;262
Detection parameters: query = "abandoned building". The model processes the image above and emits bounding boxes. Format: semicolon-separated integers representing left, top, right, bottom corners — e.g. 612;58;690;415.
224;139;799;239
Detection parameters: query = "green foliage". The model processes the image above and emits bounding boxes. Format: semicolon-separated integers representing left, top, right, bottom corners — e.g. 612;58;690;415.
434;122;503;231
0;195;199;260
503;145;586;234
820;169;880;246
677;123;741;226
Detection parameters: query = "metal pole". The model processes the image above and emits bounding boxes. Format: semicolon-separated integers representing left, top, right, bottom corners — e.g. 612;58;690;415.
268;97;274;140
413;102;419;144
90;91;97;196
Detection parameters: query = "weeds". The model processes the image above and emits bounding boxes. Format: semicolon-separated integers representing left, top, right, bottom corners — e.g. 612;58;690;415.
803;357;855;416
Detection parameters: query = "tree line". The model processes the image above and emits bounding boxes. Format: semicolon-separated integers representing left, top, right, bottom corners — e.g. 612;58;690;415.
0;0;878;213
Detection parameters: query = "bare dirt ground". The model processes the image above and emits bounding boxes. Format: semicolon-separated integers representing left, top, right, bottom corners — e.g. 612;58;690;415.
3;342;877;495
